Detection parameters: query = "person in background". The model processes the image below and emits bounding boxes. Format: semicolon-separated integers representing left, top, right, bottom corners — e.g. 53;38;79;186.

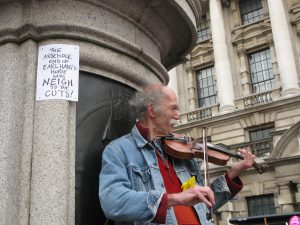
99;84;255;225
289;216;300;225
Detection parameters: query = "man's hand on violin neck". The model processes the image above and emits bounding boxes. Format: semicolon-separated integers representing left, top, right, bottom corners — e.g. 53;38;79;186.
167;186;215;208
227;148;256;180
238;148;256;169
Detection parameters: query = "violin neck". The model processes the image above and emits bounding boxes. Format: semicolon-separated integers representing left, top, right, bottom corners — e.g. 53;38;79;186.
195;142;244;160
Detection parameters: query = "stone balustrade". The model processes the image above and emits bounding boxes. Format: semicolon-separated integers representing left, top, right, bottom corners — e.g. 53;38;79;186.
179;89;281;124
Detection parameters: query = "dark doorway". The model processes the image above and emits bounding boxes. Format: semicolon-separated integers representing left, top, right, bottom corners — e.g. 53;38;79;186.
75;72;136;225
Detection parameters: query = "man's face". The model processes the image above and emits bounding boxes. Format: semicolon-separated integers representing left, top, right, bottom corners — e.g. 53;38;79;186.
152;88;179;136
289;216;300;225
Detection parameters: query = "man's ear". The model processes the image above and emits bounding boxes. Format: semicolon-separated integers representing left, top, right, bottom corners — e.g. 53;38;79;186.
147;103;156;118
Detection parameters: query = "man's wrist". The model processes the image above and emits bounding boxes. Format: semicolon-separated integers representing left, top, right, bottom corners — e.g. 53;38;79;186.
167;193;179;207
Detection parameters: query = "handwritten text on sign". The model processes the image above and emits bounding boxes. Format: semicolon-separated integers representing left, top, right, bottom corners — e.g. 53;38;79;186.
36;44;79;101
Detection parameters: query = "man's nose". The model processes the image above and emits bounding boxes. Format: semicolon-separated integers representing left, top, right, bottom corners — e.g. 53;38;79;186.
174;110;180;120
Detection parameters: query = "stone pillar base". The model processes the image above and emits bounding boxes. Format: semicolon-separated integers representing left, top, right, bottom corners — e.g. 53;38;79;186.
281;88;300;98
219;104;236;114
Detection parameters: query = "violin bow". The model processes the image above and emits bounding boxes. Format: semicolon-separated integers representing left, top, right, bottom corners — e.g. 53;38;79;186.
202;127;214;223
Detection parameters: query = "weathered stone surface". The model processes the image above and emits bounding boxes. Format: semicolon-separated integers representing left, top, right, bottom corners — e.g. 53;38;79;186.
0;0;202;224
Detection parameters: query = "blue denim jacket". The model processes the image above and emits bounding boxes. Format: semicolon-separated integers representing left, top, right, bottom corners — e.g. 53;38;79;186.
99;125;232;225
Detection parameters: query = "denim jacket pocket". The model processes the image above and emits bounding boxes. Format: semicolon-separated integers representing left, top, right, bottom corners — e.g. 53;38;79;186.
130;166;153;191
189;170;205;186
176;167;204;187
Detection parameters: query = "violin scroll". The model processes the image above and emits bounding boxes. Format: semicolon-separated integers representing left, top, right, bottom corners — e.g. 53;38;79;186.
253;162;269;174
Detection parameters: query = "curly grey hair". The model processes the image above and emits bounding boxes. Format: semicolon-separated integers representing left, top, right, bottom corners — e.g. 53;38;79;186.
129;84;166;121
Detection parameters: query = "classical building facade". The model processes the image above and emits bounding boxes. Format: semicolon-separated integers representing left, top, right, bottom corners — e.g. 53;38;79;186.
0;1;204;225
172;0;300;224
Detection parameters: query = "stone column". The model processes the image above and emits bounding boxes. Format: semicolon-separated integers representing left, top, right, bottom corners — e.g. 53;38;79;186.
238;50;250;96
209;0;236;113
0;40;37;225
30;98;75;225
168;68;179;97
269;44;281;89
269;43;282;100
187;63;197;110
267;0;300;97
298;129;300;155
0;0;201;224
277;182;295;213
218;202;234;225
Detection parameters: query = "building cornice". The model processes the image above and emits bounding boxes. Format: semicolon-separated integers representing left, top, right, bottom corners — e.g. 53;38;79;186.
175;94;300;132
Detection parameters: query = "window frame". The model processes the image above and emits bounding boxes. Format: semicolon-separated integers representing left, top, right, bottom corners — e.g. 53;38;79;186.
247;124;274;157
196;15;211;42
247;48;275;94
195;66;218;108
246;194;276;216
238;0;264;26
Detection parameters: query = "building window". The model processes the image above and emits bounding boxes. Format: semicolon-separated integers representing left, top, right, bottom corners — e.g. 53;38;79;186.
248;49;274;93
197;16;211;42
249;126;274;157
196;67;217;108
247;194;276;216
239;0;263;25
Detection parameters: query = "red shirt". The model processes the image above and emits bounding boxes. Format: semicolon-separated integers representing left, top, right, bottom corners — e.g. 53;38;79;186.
155;151;201;225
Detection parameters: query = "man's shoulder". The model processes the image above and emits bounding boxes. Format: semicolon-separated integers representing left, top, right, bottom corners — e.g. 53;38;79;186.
107;132;135;150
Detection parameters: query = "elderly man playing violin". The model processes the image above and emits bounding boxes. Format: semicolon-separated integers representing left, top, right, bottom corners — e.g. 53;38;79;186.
99;84;255;225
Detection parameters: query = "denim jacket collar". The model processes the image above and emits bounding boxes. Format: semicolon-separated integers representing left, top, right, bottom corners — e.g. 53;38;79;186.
131;125;149;148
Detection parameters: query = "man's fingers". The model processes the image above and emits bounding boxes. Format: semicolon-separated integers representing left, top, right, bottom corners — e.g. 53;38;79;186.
238;148;255;159
196;186;215;206
196;193;213;207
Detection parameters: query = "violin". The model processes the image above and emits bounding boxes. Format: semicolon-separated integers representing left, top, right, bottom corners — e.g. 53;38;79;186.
161;133;268;174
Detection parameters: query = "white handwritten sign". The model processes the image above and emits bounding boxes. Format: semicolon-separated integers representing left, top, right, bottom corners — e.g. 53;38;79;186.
36;44;79;101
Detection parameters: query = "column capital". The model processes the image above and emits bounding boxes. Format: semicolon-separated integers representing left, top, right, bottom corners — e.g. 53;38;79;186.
237;49;247;56
266;37;274;46
185;61;194;72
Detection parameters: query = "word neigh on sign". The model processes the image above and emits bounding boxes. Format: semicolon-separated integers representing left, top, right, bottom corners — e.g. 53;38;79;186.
36;44;79;101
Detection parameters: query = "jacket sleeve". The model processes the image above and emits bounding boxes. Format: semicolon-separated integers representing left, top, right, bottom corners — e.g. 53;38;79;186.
210;172;244;212
224;172;243;197
99;142;164;222
151;193;168;223
211;174;232;211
